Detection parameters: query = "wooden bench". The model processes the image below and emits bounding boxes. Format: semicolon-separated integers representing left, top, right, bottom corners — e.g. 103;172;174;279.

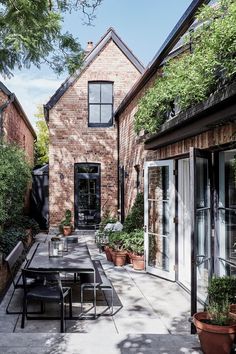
5;241;40;314
80;260;113;316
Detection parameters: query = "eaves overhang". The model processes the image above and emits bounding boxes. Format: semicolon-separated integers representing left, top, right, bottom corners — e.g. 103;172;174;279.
144;81;236;151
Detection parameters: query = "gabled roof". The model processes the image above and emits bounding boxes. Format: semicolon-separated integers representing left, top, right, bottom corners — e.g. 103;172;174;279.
44;27;145;121
115;0;211;118
0;82;36;139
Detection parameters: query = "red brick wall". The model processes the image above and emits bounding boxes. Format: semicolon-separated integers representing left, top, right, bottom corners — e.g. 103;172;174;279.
0;91;35;165
49;39;141;227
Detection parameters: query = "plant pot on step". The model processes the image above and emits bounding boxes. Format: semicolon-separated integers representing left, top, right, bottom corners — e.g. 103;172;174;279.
193;312;236;354
104;245;113;262
114;250;127;267
131;253;144;270
63;225;72;236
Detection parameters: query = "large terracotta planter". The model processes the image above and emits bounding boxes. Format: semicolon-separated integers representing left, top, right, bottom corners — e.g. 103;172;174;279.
131;253;144;270
104;245;113;262
114;251;127;266
193;312;236;354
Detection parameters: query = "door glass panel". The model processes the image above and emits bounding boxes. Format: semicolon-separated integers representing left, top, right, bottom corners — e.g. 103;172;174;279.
147;165;170;272
178;159;191;289
218;150;236;275
195;156;211;308
75;163;100;227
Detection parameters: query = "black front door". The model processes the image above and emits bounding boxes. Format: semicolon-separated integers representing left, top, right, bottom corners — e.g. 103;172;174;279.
75;163;101;229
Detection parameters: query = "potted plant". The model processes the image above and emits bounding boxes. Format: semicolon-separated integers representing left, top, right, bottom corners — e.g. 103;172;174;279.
193;276;236;354
124;229;144;270
60;210;73;236
109;232;127;266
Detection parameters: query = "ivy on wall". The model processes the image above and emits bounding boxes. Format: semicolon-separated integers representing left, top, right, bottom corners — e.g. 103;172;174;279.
134;0;236;134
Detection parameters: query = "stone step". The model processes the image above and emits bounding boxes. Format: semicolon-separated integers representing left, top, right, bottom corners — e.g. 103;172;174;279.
0;333;201;354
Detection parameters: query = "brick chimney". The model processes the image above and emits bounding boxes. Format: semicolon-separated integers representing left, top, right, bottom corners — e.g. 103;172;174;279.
85;41;94;55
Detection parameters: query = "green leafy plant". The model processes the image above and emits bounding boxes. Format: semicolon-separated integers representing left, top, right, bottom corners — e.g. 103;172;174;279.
60;209;73;228
0;227;27;258
135;0;236;134
206;276;236;326
109;231;127;251
0;142;31;231
123;192;144;233
123;229;144;255
17;216;41;236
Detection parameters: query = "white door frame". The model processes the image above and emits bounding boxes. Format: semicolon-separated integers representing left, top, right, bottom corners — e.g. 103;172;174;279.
144;160;175;281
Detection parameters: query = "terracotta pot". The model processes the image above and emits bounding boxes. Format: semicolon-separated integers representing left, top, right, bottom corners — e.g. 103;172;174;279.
131;254;144;270
63;226;72;236
193;312;236;354
104;245;113;262
126;251;133;264
114;251;127;267
110;248;116;263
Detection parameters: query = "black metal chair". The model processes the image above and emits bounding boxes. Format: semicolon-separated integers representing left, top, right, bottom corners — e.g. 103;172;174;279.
5;241;34;314
21;269;72;333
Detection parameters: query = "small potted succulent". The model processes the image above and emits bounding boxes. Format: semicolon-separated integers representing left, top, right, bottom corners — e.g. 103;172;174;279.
193;276;236;354
60;210;73;236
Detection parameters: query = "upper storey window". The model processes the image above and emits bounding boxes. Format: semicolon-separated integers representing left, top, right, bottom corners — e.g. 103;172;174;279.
88;82;113;127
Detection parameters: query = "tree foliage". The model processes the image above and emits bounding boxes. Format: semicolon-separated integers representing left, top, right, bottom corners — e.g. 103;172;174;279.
0;142;31;230
135;0;236;134
0;0;102;77
34;106;49;166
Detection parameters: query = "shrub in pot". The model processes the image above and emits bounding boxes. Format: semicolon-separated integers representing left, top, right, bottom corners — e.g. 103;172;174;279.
193;276;236;354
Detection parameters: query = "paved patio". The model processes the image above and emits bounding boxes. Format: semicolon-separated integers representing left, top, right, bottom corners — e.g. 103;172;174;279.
0;232;202;353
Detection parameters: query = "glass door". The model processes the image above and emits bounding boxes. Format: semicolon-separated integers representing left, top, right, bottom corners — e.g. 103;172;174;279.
75;163;101;228
144;160;175;281
218;150;236;276
190;148;212;322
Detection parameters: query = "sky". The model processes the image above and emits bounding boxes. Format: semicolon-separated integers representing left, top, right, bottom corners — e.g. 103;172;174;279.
0;0;193;130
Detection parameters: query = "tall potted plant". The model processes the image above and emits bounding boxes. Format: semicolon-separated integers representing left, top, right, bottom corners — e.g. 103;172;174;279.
193;276;236;354
109;232;127;266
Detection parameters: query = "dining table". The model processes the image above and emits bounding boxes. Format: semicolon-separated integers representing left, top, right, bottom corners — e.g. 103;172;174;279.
26;240;98;318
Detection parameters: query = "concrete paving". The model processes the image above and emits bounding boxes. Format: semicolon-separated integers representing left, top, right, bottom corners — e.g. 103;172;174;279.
0;232;202;353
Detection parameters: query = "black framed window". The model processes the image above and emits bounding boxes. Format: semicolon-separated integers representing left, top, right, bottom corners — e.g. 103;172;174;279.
88;82;113;127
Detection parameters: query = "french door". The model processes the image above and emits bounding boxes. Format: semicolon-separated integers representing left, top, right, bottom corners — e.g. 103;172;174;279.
74;163;101;228
144;160;175;281
190;148;212;323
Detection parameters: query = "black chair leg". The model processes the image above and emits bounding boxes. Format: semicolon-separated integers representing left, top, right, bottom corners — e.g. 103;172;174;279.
21;297;27;328
60;301;65;333
69;290;72;318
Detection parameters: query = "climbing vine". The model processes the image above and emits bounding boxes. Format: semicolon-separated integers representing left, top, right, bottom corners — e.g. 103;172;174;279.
135;0;236;134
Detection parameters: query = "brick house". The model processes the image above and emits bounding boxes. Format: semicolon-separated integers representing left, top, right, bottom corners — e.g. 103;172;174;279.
115;0;236;325
44;28;144;229
0;82;36;164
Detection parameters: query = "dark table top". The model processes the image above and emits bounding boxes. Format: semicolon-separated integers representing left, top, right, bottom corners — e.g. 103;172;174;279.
27;241;95;273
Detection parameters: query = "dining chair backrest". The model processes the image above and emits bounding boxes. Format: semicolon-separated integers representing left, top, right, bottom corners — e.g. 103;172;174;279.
5;241;25;287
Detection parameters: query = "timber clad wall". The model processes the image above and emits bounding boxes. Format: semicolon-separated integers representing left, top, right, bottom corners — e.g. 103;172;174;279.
49;39;141;227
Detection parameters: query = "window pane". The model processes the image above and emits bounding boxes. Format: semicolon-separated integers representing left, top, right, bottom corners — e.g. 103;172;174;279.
101;105;112;124
101;84;112;103
89;84;100;103
89;105;100;123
